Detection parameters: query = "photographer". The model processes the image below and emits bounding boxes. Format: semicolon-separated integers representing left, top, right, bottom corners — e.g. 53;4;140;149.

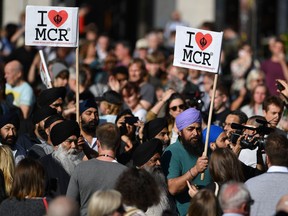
232;116;268;171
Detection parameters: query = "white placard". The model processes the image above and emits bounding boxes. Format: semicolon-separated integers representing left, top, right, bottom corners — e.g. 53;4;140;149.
173;26;223;73
25;5;79;47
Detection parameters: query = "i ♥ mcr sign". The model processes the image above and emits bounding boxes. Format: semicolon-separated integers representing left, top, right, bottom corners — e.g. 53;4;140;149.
173;26;223;73
25;6;79;47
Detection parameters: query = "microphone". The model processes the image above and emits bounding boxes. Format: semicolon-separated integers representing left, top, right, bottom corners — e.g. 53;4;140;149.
255;118;269;125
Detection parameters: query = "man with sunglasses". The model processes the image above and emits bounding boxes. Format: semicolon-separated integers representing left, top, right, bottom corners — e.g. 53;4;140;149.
161;108;212;216
40;120;84;197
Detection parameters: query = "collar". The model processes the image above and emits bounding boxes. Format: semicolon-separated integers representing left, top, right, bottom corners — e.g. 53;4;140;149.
84;137;97;149
267;166;288;173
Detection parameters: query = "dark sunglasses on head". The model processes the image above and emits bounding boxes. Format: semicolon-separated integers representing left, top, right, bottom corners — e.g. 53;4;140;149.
247;198;254;206
170;104;186;111
116;205;126;214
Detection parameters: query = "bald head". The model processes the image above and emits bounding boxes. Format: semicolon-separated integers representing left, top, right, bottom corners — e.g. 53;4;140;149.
46;196;79;216
219;182;252;213
4;60;23;86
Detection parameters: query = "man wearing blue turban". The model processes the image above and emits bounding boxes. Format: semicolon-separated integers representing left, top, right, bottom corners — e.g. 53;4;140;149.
161;108;212;216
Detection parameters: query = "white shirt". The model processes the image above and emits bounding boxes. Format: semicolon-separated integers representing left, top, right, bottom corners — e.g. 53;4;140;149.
267;166;288;173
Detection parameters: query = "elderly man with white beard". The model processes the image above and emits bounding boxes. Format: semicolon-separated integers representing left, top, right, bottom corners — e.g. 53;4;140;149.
132;138;176;216
40;120;84;198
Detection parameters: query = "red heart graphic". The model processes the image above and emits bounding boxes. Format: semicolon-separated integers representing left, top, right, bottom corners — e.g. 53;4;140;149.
48;10;68;28
195;32;212;51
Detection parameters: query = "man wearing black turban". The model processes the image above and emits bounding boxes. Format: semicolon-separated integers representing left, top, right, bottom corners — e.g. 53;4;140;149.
142;117;170;149
37;87;66;114
79;99;99;158
0;110;26;164
40;120;84;197
27;106;58;159
132;138;176;215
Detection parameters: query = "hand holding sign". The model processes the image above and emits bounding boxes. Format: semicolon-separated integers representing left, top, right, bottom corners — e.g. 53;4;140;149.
173;26;223;181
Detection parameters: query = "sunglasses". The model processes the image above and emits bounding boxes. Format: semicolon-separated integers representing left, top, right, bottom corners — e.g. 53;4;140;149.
247;198;255;206
169;104;186;111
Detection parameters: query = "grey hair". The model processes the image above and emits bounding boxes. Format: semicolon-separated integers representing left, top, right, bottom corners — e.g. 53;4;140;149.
219;181;251;211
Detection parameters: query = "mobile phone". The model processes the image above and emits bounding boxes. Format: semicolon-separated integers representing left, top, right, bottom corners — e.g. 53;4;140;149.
124;116;139;125
276;81;285;91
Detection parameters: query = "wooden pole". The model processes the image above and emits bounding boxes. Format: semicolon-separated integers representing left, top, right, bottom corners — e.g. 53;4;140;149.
201;72;219;180
75;46;80;123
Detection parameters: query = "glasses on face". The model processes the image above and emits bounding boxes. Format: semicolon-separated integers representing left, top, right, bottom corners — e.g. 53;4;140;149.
169;104;186;111
51;103;63;108
64;138;78;145
222;122;232;128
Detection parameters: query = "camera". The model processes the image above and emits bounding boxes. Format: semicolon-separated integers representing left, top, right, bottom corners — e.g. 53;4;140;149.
276;80;285;91
184;91;204;111
240;136;266;150
230;131;266;150
124;116;139;125
230;120;273;150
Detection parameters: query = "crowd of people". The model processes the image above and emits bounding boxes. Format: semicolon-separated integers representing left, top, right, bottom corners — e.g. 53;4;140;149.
0;8;288;216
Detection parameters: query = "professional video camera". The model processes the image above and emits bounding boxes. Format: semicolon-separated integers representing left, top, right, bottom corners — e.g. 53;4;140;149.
184;91;204;111
230;119;274;150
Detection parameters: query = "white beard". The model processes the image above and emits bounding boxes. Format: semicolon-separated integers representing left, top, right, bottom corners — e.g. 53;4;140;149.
143;165;172;215
52;145;83;176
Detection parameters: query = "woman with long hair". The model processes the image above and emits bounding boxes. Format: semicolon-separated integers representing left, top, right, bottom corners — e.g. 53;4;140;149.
240;84;269;117
0;145;15;197
187;148;244;197
188;189;222;216
164;92;187;145
0;158;47;216
145;91;187;145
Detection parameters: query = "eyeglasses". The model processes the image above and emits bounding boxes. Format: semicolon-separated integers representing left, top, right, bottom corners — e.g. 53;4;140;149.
222;122;232;128
51;103;63;108
64;138;78;144
169;104;186;111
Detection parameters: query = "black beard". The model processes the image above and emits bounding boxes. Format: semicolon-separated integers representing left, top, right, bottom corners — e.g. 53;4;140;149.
37;127;48;141
1;135;17;146
81;120;97;135
180;137;203;156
